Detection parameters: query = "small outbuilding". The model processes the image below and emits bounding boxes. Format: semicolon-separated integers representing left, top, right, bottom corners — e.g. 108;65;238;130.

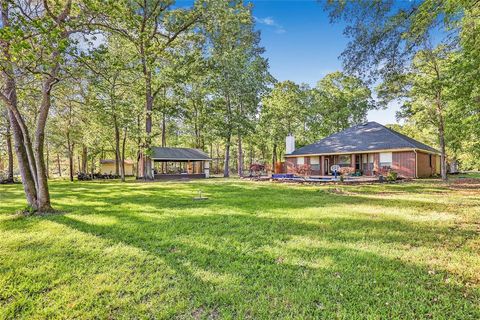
138;147;211;180
100;159;135;176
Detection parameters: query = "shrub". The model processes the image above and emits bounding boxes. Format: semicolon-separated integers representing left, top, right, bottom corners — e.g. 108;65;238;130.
339;167;355;176
295;164;312;176
250;163;266;176
386;171;398;182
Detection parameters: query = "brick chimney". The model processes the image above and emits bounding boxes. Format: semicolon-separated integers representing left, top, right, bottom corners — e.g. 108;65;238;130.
286;134;295;154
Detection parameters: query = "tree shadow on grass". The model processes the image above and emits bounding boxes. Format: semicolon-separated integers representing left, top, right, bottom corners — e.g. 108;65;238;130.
3;180;477;251
46;211;480;319
2;180;479;318
1;180;463;256
48;180;476;216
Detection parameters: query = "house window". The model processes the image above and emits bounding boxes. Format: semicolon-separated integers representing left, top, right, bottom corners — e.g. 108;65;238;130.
297;157;304;165
379;152;392;168
368;154;374;164
310;157;320;171
338;155;351;167
363;153;374;173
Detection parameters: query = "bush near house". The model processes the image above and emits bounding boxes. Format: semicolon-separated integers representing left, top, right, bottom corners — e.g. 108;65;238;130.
339;167;355;176
295;164;312;176
386;171;399;181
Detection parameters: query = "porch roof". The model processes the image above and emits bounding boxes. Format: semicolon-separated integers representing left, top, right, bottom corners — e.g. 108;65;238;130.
287;122;439;156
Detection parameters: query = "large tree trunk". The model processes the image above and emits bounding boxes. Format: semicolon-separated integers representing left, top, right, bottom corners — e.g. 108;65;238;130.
114;117;120;177
33;75;57;211
5;115;14;183
136;115;141;178
120;128;127;182
45;139;50;179
224;133;231;178
67;133;74;182
216;143;220;174
224;94;233;178
7;109;38;206
431;55;448;182
161;111;167;147
193;101;201;148
141;47;154;180
81;145;87;174
438;115;448;181
161;111;166;174
57;153;62;177
272;143;277;172
249;145;254;169
1;50;38;208
237;134;243;177
90;156;95;178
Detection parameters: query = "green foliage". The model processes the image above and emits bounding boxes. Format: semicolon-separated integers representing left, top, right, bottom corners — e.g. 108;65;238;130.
386;171;398;182
259;73;376;163
260;80;306;143
323;0;466;82
310;71;376;137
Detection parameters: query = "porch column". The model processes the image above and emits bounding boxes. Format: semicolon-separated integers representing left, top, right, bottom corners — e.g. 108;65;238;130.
320;155;325;175
351;154;356;171
373;153;380;173
204;161;210;178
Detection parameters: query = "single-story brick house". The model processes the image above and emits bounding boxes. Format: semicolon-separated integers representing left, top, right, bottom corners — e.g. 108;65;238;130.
284;122;440;178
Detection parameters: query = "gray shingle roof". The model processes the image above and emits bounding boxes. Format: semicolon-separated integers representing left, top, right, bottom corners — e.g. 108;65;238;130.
287;122;439;156
151;147;210;160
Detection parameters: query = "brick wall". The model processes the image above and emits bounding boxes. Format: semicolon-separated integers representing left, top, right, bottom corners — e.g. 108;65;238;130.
392;151;416;178
285;157;296;173
417;151;436;177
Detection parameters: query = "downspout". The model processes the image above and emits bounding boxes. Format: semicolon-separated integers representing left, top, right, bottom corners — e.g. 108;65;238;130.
413;149;418;178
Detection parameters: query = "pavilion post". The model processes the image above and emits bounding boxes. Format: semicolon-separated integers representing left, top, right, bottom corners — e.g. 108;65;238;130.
320;155;325;176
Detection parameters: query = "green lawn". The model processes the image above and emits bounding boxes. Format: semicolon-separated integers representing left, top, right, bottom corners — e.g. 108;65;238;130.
1;177;479;319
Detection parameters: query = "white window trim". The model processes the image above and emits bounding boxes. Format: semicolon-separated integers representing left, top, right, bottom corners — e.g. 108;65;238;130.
297;157;304;165
380;152;393;167
310;157;319;165
380;152;392;163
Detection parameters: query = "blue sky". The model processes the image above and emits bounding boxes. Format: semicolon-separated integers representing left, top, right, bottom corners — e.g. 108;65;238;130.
175;0;400;124
249;0;400;125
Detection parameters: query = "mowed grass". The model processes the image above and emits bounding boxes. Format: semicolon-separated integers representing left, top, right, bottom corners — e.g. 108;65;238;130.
0;177;479;319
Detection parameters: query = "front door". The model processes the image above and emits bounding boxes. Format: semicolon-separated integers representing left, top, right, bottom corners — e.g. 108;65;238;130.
355;154;361;172
324;158;330;175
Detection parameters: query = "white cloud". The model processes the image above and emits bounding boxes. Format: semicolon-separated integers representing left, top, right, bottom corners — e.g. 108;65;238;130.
254;16;286;34
259;17;275;26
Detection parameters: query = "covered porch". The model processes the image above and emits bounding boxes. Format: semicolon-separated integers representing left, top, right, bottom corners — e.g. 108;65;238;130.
153;160;207;180
285;153;383;177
